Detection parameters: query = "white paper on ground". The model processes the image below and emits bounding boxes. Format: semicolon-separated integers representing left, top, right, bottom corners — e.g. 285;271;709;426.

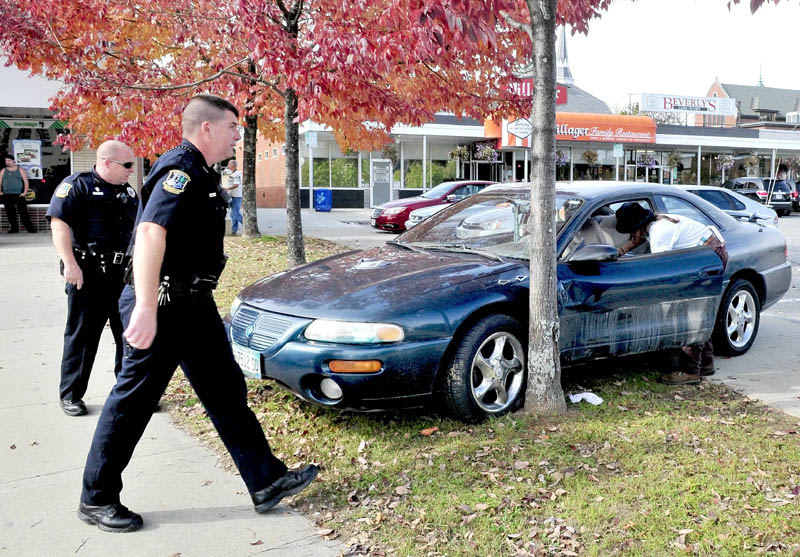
568;392;603;405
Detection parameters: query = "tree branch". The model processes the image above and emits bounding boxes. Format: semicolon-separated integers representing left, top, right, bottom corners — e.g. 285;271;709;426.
500;11;532;40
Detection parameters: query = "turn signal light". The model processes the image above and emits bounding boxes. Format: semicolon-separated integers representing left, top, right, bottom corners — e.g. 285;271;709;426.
328;360;382;373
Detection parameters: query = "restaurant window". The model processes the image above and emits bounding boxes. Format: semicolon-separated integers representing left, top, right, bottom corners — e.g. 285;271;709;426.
574;146;615;181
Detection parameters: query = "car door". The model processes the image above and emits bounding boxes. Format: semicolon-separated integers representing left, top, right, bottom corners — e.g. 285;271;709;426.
557;199;724;363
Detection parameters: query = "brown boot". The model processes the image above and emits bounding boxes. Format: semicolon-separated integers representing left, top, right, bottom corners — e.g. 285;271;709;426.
699;364;715;376
659;372;702;385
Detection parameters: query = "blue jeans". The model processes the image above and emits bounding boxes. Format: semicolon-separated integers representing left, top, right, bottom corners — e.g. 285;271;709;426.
230;197;242;233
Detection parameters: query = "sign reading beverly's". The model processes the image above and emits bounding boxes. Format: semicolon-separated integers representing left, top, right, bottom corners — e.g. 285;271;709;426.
641;93;737;116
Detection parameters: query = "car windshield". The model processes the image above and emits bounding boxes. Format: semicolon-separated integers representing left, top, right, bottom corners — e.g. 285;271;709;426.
420;182;459;199
397;193;584;260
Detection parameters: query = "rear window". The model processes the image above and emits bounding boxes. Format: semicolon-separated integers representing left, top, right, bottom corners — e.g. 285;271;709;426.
695;189;733;210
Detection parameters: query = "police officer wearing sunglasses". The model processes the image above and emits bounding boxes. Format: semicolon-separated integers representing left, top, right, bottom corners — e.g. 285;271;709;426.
46;140;138;417
77;95;318;533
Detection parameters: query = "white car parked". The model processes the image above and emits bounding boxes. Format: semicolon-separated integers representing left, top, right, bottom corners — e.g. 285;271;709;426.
677;185;778;226
404;203;449;229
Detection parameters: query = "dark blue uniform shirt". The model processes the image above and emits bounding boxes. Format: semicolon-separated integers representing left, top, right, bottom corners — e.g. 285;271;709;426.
46;168;138;251
136;139;228;281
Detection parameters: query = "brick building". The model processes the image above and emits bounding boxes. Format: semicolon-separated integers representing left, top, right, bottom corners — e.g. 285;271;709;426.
234;135;286;208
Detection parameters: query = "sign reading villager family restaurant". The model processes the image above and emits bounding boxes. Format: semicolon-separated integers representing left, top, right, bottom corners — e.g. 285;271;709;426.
641;93;737;116
487;113;657;148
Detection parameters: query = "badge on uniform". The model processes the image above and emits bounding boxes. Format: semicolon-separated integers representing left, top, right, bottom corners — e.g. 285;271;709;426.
162;170;191;195
126;186;137;198
55;182;73;198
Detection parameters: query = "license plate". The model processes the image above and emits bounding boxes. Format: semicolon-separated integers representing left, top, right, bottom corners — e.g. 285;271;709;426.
370;218;376;226
774;193;785;200
232;342;261;379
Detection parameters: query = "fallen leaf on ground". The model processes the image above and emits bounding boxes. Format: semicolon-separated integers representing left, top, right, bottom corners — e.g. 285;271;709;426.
250;540;263;546
420;426;439;436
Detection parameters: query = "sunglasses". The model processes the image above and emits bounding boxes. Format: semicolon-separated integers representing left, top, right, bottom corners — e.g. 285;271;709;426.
105;158;135;169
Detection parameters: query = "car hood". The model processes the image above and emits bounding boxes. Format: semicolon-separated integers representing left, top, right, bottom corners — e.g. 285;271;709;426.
380;196;434;209
238;244;514;320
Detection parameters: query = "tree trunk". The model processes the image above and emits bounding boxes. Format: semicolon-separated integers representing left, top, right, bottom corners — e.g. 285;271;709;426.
242;108;260;237
284;87;306;266
523;0;567;416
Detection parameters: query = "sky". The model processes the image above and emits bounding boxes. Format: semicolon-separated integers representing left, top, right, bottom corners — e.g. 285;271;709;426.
566;0;800;112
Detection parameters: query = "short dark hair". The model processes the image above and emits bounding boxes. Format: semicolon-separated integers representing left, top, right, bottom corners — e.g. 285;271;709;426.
778;163;789;173
4;154;13;160
182;94;239;135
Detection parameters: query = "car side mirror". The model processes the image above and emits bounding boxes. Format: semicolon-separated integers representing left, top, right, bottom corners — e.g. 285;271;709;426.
445;194;457;202
567;244;619;262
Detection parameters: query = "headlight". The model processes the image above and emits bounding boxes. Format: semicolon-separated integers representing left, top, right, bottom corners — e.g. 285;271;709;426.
304;320;404;343
230;296;243;318
383;207;406;215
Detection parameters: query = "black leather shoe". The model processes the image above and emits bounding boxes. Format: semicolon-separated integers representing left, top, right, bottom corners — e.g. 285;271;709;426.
78;502;143;533
60;399;87;416
251;464;320;513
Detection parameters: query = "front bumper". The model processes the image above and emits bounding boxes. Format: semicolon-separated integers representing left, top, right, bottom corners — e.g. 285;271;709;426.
371;214;408;231
226;307;451;411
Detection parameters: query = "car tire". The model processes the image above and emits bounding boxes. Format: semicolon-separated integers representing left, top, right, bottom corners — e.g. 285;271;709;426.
713;279;760;356
441;315;526;422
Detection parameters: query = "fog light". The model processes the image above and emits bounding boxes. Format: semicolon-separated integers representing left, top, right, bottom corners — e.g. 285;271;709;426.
320;378;343;400
329;360;382;373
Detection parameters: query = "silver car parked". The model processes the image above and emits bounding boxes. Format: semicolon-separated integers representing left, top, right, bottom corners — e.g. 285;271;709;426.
678;185;778;226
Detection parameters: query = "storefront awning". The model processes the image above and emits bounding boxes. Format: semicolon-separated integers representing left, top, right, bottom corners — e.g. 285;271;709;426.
486;113;657;148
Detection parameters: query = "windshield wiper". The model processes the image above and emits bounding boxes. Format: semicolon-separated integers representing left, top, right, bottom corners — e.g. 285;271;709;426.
424;244;505;262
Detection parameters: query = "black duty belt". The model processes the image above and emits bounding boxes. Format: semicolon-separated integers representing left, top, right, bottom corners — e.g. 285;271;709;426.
74;248;126;265
156;275;219;305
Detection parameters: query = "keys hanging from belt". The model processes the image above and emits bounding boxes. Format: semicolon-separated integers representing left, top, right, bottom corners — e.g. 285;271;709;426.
157;276;171;306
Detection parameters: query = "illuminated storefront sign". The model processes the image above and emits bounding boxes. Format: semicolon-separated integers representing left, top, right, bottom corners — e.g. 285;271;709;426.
486;113;657;148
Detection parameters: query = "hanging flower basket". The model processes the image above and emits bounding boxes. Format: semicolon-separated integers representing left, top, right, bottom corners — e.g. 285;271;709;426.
581;150;598;166
667;152;682;169
448;145;470;161
636;152;659;169
474;143;498;161
381;143;398;162
744;155;760;175
555;150;569;166
714;154;734;172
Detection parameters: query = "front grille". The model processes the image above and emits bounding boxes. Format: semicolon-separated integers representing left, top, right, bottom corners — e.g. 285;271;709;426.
231;306;292;351
372;208;383;218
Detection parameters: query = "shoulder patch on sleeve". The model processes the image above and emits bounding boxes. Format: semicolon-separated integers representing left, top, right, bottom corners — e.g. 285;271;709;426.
55;182;73;198
162;170;191;195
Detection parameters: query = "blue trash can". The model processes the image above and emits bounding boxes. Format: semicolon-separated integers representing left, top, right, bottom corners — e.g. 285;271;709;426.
313;188;332;212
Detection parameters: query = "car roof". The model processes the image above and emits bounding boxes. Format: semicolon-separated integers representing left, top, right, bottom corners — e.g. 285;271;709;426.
438;180;498;186
486;181;704;200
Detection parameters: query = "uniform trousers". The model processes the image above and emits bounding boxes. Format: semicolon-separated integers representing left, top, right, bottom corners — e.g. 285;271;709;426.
81;285;287;505
60;269;125;401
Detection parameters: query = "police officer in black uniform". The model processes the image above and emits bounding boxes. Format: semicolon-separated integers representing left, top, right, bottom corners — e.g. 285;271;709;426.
78;95;318;533
47;140;138;417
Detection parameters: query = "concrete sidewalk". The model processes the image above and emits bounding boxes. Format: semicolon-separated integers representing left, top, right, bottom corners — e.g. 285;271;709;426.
0;233;340;556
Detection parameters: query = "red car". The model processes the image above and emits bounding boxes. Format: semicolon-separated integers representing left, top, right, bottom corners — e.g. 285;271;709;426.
370;180;497;232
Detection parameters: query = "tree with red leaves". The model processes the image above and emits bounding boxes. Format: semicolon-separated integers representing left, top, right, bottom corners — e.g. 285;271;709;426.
0;0;531;264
